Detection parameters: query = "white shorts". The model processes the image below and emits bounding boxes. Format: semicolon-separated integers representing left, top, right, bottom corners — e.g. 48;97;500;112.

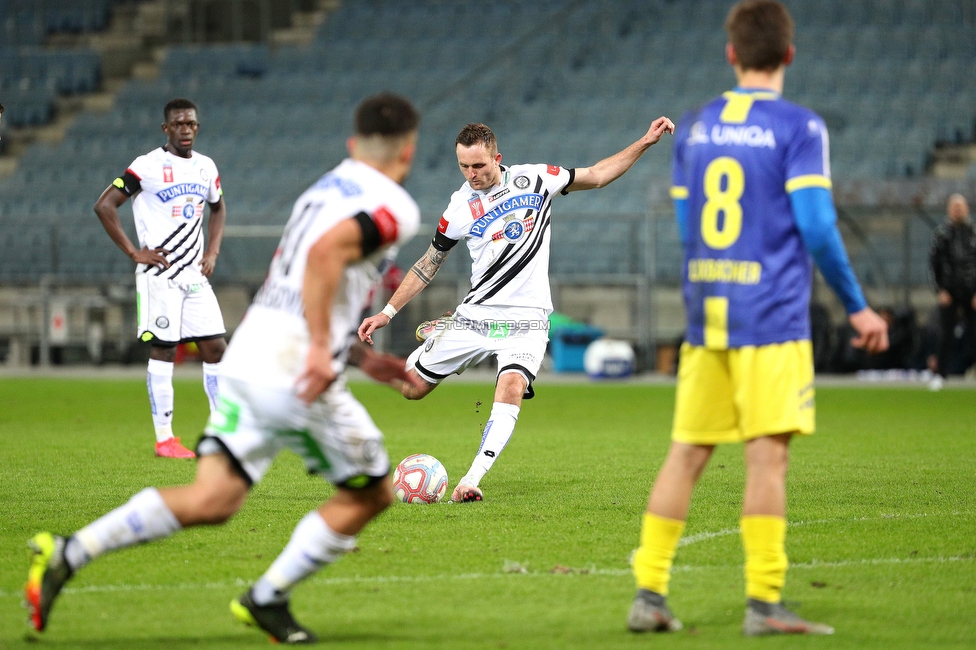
405;314;548;395
200;376;390;487
136;271;225;345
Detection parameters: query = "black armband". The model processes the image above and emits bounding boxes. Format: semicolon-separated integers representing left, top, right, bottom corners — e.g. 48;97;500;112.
352;211;382;257
560;168;576;195
112;170;141;196
432;231;459;252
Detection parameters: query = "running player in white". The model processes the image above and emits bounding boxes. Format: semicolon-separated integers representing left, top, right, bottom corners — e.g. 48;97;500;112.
94;98;227;459
360;118;674;502
27;93;424;643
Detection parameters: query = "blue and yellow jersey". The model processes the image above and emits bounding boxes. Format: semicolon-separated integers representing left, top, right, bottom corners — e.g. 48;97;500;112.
672;88;834;349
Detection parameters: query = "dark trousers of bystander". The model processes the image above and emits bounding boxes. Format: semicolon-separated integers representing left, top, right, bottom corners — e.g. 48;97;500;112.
937;297;976;377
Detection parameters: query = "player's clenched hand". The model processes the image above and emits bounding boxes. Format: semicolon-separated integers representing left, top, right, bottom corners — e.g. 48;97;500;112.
198;251;218;277
132;246;170;269
295;342;337;405
848;307;889;354
642;116;676;146
358;313;391;345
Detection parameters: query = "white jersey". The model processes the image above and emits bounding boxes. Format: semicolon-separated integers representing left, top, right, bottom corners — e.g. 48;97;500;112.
433;163;574;313
118;147;222;283
220;159;420;388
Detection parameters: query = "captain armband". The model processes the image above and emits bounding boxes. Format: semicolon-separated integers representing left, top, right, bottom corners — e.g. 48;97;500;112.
432;231;459;252
113;171;142;196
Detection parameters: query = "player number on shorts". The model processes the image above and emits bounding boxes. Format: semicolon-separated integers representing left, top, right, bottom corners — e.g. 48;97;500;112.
700;157;745;250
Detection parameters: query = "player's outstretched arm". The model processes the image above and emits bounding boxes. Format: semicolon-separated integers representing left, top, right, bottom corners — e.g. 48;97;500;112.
94;185;170;269
566;116;675;193
358;243;451;344
199;197;226;277
297;218;363;404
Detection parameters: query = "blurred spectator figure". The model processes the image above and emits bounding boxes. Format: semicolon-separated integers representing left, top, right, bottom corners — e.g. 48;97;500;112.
929;194;976;389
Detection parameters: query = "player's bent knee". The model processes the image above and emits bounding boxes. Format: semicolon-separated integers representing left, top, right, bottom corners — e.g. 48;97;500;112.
495;371;528;403
402;377;436;400
370;486;394;512
149;344;178;363
196;336;227;363
190;484;246;524
339;476;394;513
667;442;715;477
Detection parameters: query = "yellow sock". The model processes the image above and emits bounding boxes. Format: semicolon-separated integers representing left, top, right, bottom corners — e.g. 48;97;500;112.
740;515;788;603
632;513;685;595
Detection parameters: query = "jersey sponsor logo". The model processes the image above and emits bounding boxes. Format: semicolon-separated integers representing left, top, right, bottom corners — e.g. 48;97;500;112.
372;206;399;246
514;175;530;189
546;165;560;175
688;121;776;149
468;196;485;219
437;215;449;234
199;168;210;182
489;187;510;202
155;316;170;328
688;122;712;145
156;183;210;202
162;165;174;183
215;176;221;190
311;172;362;197
470;193;544;238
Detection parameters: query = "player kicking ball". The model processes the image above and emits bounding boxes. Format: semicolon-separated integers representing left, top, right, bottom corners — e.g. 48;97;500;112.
627;0;888;636
359;118;673;503
26;94;425;644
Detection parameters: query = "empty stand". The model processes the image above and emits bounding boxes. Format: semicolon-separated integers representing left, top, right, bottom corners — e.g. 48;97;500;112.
1;0;974;285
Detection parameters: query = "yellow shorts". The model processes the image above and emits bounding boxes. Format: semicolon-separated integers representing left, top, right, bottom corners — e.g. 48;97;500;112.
672;340;815;445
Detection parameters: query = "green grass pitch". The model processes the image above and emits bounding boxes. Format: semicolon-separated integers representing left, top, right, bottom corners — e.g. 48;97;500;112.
0;377;974;649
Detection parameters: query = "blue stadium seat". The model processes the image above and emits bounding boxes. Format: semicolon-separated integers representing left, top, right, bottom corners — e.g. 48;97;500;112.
3;0;974;285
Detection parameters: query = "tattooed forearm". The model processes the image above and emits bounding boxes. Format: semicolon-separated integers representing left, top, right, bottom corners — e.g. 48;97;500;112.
410;245;450;285
410;262;433;284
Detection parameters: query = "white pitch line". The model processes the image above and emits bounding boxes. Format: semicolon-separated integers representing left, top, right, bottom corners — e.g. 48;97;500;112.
1;512;964;600
677;512;944;548
2;555;972;600
791;556;975;569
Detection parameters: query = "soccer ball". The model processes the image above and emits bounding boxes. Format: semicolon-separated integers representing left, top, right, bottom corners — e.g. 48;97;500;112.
583;338;635;379
392;454;449;504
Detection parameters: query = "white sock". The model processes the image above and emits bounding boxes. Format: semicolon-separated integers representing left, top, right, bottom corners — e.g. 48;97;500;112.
202;362;220;415
66;488;181;572
462;402;520;487
250;512;356;606
147;358;175;443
